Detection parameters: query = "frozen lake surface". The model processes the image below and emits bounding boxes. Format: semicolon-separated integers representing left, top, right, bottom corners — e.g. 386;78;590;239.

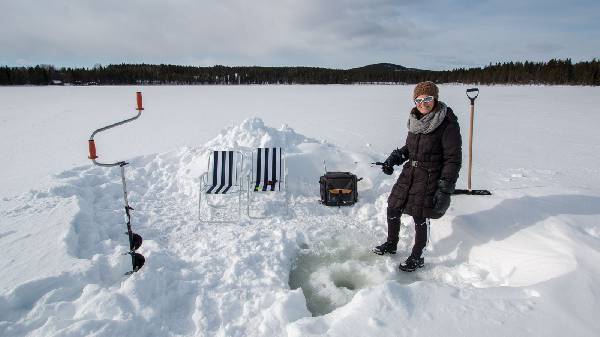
1;85;599;336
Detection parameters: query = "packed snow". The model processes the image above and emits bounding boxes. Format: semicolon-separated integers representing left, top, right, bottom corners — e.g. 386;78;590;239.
1;85;600;337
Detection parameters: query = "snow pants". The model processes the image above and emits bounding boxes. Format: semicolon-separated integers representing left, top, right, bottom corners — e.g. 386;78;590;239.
387;207;429;258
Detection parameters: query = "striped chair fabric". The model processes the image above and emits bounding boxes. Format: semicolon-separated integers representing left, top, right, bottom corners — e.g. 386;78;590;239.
206;151;238;194
253;147;283;191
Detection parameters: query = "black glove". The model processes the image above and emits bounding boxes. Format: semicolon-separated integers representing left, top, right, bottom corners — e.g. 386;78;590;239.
381;147;408;175
382;162;394;175
432;179;455;217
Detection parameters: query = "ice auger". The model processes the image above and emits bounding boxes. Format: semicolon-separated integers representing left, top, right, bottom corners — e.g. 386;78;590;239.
88;92;146;275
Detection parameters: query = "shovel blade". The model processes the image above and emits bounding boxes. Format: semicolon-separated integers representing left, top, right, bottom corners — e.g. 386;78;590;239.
453;189;492;195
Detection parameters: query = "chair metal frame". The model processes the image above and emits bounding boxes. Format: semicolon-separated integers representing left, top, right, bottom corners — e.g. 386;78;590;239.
246;147;289;218
199;150;245;223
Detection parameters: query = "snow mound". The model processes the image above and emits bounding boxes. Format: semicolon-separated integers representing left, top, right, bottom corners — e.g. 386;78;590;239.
205;117;316;151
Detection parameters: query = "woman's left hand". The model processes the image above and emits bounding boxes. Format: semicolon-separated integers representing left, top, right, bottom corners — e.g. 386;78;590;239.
432;179;455;216
432;189;451;215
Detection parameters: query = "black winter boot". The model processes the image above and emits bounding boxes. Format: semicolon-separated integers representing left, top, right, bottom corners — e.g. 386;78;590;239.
372;241;397;255
398;256;424;272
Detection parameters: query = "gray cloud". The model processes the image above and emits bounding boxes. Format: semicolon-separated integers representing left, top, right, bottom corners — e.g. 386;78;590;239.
0;0;598;69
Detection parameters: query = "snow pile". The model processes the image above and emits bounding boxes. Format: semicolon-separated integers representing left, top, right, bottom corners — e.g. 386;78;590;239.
1;117;385;337
2;106;600;336
204;118;312;150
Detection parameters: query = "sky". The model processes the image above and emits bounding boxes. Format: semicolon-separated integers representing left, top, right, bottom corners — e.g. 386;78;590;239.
0;0;599;70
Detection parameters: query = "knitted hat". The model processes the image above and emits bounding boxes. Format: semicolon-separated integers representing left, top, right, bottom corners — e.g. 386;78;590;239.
413;81;439;99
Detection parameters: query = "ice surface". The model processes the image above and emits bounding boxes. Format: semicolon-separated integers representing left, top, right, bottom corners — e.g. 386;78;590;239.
1;85;600;336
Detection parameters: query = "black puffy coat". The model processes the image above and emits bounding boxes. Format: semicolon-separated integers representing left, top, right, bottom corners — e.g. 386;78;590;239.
387;106;462;219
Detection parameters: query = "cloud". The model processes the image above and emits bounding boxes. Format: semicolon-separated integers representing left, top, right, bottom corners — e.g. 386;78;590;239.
0;0;598;69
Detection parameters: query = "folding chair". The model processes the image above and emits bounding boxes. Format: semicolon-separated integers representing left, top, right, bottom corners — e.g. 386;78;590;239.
199;150;244;222
247;147;289;218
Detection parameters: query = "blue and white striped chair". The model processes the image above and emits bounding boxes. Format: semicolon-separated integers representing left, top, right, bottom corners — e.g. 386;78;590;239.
247;147;289;217
199;150;245;222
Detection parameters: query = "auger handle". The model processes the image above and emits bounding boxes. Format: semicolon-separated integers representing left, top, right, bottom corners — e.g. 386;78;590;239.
88;140;98;159
136;91;144;111
88;92;143;167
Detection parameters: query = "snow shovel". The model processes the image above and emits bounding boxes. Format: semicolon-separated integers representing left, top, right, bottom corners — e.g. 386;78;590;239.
87;92;146;274
454;88;491;196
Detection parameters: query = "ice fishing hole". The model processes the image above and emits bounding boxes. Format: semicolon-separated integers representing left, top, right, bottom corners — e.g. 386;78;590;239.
333;278;356;291
289;237;386;316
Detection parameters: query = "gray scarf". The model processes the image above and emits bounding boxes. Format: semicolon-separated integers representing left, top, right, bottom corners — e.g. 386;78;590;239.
407;101;448;134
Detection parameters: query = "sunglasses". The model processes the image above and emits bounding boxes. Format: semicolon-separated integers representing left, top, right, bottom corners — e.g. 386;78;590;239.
414;96;435;105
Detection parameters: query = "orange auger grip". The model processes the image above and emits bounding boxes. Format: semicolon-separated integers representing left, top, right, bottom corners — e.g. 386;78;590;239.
136;92;144;111
88;140;98;159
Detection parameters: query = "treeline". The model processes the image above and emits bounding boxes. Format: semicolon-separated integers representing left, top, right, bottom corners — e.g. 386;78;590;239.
1;59;599;85
437;59;600;85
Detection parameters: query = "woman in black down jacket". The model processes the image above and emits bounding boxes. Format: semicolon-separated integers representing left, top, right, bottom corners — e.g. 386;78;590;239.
373;81;462;272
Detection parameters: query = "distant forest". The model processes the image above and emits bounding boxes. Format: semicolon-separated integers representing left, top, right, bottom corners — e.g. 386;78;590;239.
1;58;598;86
